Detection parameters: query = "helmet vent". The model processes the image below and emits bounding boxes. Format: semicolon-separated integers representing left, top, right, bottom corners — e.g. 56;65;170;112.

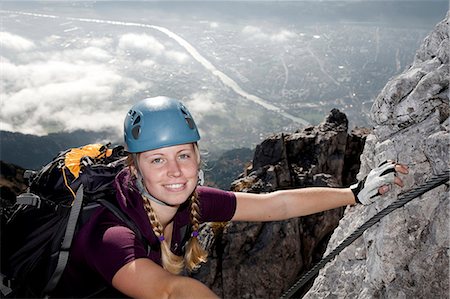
133;115;141;126
132;125;141;139
185;117;195;129
180;107;195;129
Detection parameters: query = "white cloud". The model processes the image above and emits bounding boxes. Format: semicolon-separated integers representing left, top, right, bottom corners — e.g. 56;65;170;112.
186;92;226;116
0;121;14;132
272;30;297;42
87;36;114;48
0;32;35;51
165;50;189;64
119;78;149;99
184;92;227;140
0;28;187;138
118;33;165;56
79;47;112;61
141;59;156;67
242;25;263;36
55;109;126;136
1;49;148;136
242;26;296;43
1;60;114;92
1;62;123;133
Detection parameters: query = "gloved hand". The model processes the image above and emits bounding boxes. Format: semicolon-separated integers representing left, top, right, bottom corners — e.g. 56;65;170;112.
350;160;407;205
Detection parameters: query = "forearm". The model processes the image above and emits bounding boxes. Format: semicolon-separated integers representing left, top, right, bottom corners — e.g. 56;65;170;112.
233;187;356;222
113;259;219;299
272;187;355;220
168;276;219;299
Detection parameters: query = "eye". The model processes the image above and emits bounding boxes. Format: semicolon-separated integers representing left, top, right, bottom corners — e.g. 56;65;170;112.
178;153;190;160
151;157;164;164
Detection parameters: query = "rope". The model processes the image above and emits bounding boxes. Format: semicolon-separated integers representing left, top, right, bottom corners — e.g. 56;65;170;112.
61;166;77;203
280;169;449;299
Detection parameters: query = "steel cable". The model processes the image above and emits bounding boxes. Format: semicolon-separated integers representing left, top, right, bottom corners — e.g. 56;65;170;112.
280;170;449;299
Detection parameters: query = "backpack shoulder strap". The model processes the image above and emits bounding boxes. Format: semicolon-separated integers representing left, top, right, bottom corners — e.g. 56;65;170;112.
44;192;151;296
96;199;151;253
44;185;85;293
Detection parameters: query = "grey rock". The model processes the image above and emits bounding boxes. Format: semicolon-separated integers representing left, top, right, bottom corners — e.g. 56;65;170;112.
371;13;449;136
304;11;449;299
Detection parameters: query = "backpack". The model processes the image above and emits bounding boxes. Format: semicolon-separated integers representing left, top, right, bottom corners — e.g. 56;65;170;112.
0;143;144;298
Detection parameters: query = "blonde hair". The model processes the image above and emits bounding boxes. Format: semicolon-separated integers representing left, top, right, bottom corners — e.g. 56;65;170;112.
132;143;208;274
142;191;208;274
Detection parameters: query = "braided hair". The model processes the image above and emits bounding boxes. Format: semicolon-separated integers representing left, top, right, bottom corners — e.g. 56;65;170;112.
141;190;207;274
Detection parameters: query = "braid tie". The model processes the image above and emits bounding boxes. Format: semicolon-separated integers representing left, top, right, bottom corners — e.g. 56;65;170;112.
190;192;202;238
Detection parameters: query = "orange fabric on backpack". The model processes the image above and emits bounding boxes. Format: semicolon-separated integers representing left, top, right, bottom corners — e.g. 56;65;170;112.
64;144;113;178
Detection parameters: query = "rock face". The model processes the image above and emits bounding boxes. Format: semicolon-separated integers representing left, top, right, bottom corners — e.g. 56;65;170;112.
194;109;370;298
304;12;449;299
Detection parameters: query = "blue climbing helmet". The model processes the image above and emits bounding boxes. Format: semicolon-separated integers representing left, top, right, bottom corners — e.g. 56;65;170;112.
124;96;200;153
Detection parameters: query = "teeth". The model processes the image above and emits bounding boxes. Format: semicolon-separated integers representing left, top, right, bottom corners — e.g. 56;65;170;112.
166;184;184;189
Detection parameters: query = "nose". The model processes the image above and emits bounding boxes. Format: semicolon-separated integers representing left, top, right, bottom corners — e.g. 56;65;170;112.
166;159;182;177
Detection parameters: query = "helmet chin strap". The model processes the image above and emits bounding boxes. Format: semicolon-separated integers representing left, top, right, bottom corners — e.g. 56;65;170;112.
198;169;205;186
135;174;176;207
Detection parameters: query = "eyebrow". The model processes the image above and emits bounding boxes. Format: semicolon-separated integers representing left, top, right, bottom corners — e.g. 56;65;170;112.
142;148;193;158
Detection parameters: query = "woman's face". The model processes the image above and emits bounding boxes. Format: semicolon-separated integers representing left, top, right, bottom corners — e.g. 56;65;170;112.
137;143;199;206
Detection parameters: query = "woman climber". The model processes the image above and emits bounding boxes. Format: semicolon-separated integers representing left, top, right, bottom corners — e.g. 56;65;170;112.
54;96;408;298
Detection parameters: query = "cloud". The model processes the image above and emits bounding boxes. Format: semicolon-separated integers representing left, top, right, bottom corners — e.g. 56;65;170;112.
117;33;190;64
0;31;35;51
165;50;189;64
1;60;115;92
87;36;114;48
1;27;193;138
79;47;112;61
1;60;131;135
242;25;263;37
242;26;296;42
186;91;226;116
140;59;156;67
185;92;227;140
1;32;150;137
118;33;165;56
271;30;297;42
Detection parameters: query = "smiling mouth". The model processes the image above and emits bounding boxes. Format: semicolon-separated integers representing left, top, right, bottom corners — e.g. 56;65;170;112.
164;183;185;190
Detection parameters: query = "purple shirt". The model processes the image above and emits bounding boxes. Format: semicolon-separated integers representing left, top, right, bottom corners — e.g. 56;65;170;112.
53;168;236;297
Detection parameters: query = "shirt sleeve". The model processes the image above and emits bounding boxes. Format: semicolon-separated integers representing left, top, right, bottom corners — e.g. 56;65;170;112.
197;186;237;222
85;212;149;284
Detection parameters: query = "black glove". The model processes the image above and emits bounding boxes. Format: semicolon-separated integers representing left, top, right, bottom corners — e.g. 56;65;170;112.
350;160;397;205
